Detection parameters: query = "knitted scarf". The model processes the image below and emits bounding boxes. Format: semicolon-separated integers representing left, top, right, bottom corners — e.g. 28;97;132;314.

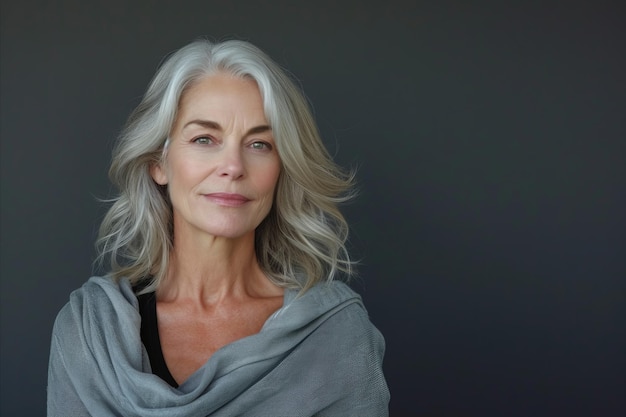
47;276;389;416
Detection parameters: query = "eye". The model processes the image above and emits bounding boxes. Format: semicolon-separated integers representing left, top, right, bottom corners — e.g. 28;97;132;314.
193;136;214;145
250;141;273;151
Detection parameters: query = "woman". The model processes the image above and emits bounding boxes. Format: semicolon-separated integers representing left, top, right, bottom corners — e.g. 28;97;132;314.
47;39;389;416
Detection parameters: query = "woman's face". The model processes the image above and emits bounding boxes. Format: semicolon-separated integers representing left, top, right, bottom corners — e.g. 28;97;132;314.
151;73;281;241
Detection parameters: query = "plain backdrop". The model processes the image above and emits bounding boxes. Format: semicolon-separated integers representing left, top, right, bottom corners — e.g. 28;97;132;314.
1;1;624;415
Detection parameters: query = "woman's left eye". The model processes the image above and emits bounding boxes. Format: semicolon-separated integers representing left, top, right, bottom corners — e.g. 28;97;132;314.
250;141;272;151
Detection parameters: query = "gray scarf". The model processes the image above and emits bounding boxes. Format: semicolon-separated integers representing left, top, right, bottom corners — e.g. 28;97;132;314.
47;276;389;416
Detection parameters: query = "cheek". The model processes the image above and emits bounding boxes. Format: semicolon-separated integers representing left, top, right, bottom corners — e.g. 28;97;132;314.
168;157;205;186
261;165;281;195
249;155;280;191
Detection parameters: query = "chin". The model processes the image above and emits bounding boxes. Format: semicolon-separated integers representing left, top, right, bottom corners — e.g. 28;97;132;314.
201;222;258;240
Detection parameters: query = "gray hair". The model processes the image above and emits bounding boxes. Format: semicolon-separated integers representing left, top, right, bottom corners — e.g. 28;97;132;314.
96;39;356;293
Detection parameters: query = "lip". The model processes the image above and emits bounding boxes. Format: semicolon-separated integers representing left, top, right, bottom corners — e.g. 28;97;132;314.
204;193;251;207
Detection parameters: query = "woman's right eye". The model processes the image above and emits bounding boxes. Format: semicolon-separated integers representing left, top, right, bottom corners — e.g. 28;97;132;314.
193;136;213;145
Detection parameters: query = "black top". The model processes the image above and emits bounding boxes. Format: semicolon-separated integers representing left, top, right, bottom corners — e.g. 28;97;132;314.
136;289;179;388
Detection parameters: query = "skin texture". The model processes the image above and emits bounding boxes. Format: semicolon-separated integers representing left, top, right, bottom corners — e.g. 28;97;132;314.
150;73;284;385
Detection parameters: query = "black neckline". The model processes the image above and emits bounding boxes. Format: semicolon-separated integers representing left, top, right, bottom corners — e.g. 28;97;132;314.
137;290;179;388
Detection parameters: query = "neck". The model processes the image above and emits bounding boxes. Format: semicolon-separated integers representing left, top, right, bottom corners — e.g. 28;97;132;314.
157;225;277;304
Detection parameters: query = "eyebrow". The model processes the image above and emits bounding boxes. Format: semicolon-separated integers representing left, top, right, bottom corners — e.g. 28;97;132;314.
183;119;272;136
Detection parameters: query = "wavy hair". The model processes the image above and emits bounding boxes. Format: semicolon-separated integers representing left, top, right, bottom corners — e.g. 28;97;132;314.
96;38;356;293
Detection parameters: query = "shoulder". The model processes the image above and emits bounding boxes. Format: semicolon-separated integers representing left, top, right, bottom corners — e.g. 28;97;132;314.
286;280;362;308
292;280;386;353
68;275;136;308
285;281;390;412
72;275;135;302
326;282;384;343
51;276;137;344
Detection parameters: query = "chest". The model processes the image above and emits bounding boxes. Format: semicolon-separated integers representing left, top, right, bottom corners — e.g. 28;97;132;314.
156;298;282;385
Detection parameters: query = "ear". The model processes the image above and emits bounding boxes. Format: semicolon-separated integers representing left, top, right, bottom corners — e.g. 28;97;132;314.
150;162;168;185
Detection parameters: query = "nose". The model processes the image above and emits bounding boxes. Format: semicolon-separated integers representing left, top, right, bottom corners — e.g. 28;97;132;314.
216;144;245;179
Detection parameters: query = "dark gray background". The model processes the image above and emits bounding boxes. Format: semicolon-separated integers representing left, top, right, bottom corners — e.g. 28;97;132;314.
1;1;624;415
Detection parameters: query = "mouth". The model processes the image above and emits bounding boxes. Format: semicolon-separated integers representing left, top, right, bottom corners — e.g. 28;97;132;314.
203;193;251;207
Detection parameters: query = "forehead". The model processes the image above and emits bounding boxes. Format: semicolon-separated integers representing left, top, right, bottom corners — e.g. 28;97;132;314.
178;74;263;113
171;73;271;137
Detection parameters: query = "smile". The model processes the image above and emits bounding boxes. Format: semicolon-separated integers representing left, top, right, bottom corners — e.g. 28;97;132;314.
203;193;251;207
